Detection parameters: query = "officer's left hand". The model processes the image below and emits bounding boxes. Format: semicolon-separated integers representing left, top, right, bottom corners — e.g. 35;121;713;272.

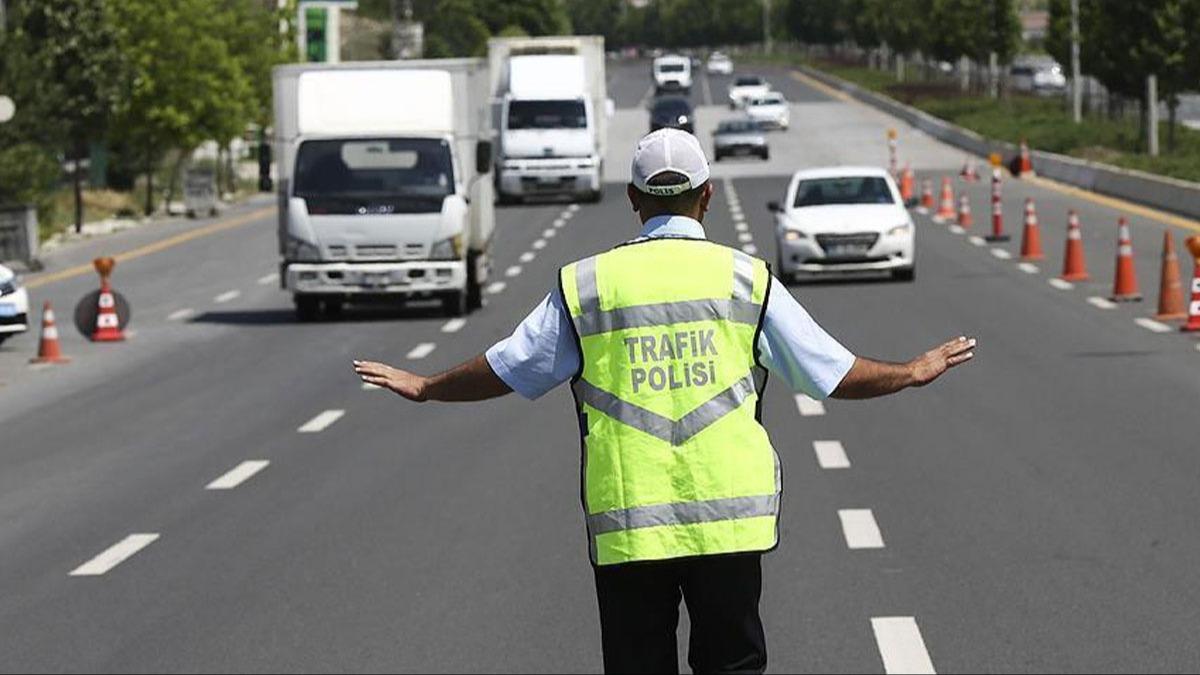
354;360;428;401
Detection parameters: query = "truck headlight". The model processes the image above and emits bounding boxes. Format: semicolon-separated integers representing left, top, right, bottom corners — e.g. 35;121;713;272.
430;234;463;261
285;235;321;262
887;223;913;237
784;230;808;241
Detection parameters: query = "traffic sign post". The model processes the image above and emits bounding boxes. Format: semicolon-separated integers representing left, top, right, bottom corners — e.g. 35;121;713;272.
296;0;357;64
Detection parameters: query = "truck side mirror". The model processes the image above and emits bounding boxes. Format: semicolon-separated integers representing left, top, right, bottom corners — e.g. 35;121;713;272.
476;140;493;175
767;201;782;213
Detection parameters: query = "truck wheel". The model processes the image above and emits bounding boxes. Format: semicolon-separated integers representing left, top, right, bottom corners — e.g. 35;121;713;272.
466;253;483;310
893;266;916;282
294;295;320;322
0;334;8;347
443;291;467;317
323;298;344;318
585;189;602;204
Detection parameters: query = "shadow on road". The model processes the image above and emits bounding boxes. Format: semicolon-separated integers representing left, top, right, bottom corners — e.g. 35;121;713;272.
191;303;449;326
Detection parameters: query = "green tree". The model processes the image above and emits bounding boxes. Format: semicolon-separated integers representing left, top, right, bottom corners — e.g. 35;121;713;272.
423;0;491;57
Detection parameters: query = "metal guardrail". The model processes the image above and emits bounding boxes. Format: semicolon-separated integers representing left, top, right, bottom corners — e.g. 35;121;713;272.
0;204;38;269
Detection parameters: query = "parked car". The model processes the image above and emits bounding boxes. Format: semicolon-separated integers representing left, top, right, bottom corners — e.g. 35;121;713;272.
706;52;733;75
1011;58;1067;94
0;263;30;346
713;119;768;161
745;92;790;130
649;96;695;134
768;167;915;282
728;75;770;109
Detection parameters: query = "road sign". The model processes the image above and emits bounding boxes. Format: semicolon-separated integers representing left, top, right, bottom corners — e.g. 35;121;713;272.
0;96;14;124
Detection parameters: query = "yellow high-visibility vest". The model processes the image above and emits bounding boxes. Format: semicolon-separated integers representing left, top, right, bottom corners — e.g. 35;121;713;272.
560;237;780;566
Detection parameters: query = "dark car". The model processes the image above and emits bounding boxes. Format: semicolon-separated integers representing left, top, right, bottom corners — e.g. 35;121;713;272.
649;96;695;134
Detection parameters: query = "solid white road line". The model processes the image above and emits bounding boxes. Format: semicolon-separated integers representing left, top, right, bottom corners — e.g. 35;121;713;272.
487;281;507;294
167;308;196;321
70;534;160;577
795;394;826;416
1135;317;1173;333
206;460;269;490
838;509;885;549
506;265;522;278
990;248;1013;260
257;272;279;285
1048;278;1075;290
298;409;344;433
968;236;987;247
214;290;241;304
1088;296;1118;310
813;441;850;470
519;251;536;263
871;617;937;675
1018;262;1040;274
407;342;437;359
441;318;467;333
742;244;758;255
543;228;557;238
532;239;547;250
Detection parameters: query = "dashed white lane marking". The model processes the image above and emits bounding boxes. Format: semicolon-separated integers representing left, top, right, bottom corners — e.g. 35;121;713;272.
813;441;850;469
487;281;507;294
214;290;241;304
298;409;345;433
738;232;754;243
916;206;930;215
871;617;937;675
168;308;196;321
1135;317;1173;333
70;534;160;577
532;239;547;250
1088;296;1118;310
553;218;566;229
441;318;467;333
1048;278;1075;290
1195;343;1200;353
206;460;269;490
968;236;987;247
543;228;557;238
838;509;885;549
742;244;758;255
735;222;749;232
519;251;536;263
990;248;1013;260
257;272;279;285
795;394;826;416
568;204;580;213
505;265;522;278
407;342;437;360
948;224;965;235
1018;262;1040;274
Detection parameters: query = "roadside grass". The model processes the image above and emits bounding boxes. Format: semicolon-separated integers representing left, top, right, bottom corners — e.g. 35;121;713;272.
42;188;140;241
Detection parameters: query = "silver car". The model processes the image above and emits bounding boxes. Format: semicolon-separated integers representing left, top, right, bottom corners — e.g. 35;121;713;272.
713;119;768;162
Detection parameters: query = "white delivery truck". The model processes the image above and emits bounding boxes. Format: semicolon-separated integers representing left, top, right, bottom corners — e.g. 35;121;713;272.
653;54;693;95
273;59;495;319
488;36;611;203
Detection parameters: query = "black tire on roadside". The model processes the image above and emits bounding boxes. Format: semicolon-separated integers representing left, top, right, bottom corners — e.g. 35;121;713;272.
295;295;320;322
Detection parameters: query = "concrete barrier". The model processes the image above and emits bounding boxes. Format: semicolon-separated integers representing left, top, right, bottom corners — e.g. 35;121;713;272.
800;64;1200;221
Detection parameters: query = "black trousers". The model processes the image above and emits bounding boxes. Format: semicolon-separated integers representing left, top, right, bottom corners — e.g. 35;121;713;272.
592;553;767;675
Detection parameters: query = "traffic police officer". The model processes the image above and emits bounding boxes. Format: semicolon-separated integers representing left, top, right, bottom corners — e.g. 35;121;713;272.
355;129;976;674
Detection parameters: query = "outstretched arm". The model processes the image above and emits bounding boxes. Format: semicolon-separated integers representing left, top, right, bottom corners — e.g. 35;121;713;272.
353;355;513;402
831;336;976;400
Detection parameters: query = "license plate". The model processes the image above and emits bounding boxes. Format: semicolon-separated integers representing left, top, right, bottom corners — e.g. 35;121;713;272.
0;304;15;318
361;273;389;288
826;245;868;259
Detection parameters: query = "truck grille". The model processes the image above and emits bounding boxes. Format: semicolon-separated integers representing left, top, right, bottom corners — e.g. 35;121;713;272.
816;233;879;254
355;244;398;258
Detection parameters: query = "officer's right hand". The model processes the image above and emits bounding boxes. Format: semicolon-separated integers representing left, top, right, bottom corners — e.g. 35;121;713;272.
353;360;428;402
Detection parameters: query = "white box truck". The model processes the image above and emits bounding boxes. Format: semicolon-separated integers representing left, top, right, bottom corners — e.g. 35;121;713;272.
488;36;611;204
273;59;495;319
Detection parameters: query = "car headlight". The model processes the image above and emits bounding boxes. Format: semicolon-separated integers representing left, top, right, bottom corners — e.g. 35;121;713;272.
887;223;913;237
430;234;463;261
783;230;808;241
285;235;322;262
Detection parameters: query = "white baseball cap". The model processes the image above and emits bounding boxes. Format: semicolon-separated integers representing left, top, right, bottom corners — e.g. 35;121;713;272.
630;128;710;196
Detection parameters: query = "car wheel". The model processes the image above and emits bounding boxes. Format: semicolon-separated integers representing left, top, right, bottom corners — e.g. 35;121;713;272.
893;266;916;282
760;149;770;161
323;298;344;318
294;295;320;322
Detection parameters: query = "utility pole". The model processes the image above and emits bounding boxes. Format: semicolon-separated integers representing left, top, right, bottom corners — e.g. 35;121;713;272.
1148;74;1160;157
1070;0;1082;123
763;0;772;56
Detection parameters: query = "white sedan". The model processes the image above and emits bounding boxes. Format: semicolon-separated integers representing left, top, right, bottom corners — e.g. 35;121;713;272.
769;167;915;282
0;263;30;345
706;52;733;75
745;92;790;130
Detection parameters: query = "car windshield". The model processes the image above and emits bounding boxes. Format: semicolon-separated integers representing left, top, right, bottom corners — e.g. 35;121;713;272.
507;100;587;130
294;138;454;201
653;99;691;116
793;177;895;207
658;63;686;73
735;77;763;87
717;121;756;133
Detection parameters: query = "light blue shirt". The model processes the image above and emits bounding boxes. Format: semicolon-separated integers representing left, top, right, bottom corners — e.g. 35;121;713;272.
485;215;857;400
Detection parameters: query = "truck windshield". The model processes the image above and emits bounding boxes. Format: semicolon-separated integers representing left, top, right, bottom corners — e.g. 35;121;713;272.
657;64;686;73
293;138;454;202
793;177;895;207
507;100;587;130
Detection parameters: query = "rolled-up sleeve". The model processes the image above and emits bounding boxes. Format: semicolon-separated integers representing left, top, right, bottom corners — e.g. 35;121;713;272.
757;277;856;399
485;291;581;400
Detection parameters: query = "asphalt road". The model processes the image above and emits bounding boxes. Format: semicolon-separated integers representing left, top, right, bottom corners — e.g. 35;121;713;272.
1;57;1199;673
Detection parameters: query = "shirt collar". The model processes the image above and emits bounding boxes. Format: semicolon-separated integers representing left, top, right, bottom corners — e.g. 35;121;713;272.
639;215;707;240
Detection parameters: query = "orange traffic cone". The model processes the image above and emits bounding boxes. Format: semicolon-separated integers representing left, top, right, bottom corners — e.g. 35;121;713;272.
956;195;973;229
985;169;1010;242
1154;230;1187;320
1060;210;1090;282
1110;217;1142;302
960;158;980;182
935;177;956;220
92;279;125;342
1018;139;1033;175
1019;198;1045;261
900;164;914;203
1182;235;1200;332
30;301;70;364
920;179;934;211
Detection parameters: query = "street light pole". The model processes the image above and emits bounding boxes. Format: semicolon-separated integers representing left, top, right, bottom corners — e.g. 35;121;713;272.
1070;0;1082;123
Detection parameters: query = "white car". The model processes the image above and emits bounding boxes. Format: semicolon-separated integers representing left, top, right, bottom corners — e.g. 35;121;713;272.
706;52;733;75
745;92;790;130
769;167;915;282
652;55;692;94
728;75;770;109
0;263;30;345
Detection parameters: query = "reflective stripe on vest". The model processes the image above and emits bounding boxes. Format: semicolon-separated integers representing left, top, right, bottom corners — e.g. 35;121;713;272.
561;238;780;566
